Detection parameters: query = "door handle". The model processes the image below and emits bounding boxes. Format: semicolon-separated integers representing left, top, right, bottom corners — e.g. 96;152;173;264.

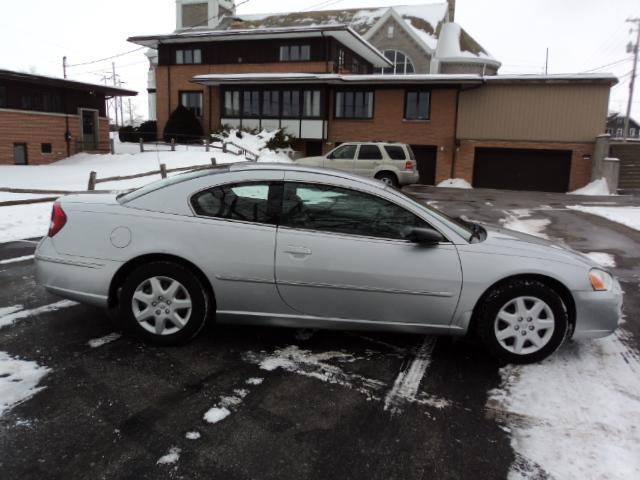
283;245;312;257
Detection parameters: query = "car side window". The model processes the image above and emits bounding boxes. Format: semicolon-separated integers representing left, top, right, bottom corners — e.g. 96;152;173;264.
358;145;383;160
384;146;406;160
191;182;277;225
330;144;357;160
281;182;433;240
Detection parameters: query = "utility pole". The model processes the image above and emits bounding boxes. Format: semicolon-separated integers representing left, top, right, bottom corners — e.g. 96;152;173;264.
118;79;125;126
624;17;640;142
128;98;134;125
63;56;67;79
112;62;119;127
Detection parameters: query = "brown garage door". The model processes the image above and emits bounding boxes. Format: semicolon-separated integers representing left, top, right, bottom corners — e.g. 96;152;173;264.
410;145;437;185
473;148;572;192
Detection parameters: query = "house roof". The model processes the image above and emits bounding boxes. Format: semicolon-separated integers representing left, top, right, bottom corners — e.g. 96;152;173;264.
216;2;497;63
0;69;137;96
128;25;392;68
191;72;617;87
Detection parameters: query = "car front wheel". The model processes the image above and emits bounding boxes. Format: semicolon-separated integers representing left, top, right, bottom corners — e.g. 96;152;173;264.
475;279;569;364
120;261;210;345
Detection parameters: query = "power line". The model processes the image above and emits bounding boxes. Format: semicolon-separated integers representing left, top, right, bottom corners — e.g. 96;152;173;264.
581;56;632;73
66;47;146;68
303;0;345;12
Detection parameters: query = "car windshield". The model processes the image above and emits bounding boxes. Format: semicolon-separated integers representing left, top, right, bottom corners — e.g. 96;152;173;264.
390;189;475;240
118;166;229;203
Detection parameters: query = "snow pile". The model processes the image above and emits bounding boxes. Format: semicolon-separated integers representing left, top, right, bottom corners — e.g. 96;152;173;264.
0;203;53;244
156;447;181;465
488;331;640;479
185;431;201;440
0;351;51;417
436;178;473;189
500;209;551;239
584;252;616;268
203;407;230;424
569;178;611;196
87;333;122;348
0;301;78;330
568;206;640;232
245;377;264;386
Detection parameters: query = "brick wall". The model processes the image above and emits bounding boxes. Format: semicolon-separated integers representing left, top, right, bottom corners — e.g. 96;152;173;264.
155;62;332;138
455;139;594;191
327;88;458;183
0;109;109;165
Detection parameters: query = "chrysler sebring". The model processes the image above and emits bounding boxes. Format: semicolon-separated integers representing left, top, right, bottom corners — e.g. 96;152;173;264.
35;164;622;363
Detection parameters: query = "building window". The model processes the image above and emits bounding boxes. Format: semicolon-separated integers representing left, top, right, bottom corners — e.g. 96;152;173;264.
242;90;260;118
387;26;395;39
631;128;636;137
280;45;311;62
282;90;300;118
351;59;360;74
223;90;241;117
41;143;52;154
303;90;321;118
335;91;374;119
616;128;623;138
0;85;6;108
405;91;430;120
180;91;203;117
176;49;202;65
262;90;280;117
375;50;416;75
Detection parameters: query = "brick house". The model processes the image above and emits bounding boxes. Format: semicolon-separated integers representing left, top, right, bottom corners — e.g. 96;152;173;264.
0;69;136;165
129;1;615;192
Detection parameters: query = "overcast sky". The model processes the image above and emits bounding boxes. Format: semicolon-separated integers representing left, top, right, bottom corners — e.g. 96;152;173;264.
2;0;638;122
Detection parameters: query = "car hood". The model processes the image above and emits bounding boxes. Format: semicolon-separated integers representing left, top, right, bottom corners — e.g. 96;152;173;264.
477;223;599;269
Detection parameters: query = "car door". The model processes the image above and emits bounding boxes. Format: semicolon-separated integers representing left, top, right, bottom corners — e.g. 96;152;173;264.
274;177;463;327
324;144;357;173
353;144;384;179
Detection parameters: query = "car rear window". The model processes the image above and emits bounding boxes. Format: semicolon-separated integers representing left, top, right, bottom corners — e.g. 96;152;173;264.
384;146;406;160
357;145;383;160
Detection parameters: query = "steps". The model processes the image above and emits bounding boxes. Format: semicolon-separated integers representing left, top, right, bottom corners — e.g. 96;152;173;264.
611;143;640;191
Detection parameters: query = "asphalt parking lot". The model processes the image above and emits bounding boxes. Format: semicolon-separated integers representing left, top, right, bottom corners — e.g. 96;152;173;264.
1;187;639;480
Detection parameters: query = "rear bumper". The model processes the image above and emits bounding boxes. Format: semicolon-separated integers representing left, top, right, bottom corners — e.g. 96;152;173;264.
35;238;121;308
572;278;623;339
398;170;420;186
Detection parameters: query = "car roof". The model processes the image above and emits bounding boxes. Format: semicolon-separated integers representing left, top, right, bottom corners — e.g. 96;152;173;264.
227;162;388;189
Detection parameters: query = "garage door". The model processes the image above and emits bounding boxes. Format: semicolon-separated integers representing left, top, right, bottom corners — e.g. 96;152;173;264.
473;148;571;192
410;145;437;185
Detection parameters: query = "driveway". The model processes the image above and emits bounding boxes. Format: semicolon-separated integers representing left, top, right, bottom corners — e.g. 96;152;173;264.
0;187;638;480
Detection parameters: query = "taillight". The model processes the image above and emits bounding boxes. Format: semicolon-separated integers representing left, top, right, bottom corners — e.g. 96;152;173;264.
48;201;67;237
405;160;415;171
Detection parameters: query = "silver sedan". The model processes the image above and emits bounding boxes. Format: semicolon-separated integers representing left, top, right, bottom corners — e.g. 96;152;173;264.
35;164;623;363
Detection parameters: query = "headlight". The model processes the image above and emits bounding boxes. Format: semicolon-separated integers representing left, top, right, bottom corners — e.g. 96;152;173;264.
589;269;613;291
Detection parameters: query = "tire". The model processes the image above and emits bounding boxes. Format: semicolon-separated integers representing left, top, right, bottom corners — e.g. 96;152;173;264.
475;279;568;364
119;261;210;346
375;172;399;188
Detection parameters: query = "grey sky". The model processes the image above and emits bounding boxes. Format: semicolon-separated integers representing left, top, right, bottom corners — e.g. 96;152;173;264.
2;0;638;121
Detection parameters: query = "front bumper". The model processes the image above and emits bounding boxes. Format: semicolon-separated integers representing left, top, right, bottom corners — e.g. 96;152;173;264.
572;278;624;339
35;238;121;308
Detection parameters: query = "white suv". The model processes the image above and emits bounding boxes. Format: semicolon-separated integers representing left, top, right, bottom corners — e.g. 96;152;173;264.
296;142;420;187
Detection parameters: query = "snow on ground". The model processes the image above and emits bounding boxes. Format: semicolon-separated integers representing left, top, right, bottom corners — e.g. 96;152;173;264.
0;301;78;330
0;351;51;417
569;178;611;196
568;206;640;232
156;446;181;465
87;333;122;348
185;431;201;440
436;178;473;189
0;255;35;265
245;378;263;386
500;209;551;239
488;330;640;480
584;252;617;268
203;407;231;424
0;130;292;244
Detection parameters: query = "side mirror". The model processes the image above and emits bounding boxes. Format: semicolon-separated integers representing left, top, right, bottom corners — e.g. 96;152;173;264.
407;227;444;245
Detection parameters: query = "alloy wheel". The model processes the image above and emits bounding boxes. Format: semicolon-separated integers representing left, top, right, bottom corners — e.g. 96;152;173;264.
494;296;555;355
131;276;193;336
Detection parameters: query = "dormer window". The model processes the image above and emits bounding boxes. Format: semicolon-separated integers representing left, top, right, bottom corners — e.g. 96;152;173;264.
280;45;311;62
176;48;202;65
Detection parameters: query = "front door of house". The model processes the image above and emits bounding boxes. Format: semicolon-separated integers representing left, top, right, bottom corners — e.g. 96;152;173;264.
82;110;97;151
13;144;27;165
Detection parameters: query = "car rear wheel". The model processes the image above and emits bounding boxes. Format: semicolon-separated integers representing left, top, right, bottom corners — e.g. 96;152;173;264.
475;279;568;364
120;261;210;345
375;172;399;188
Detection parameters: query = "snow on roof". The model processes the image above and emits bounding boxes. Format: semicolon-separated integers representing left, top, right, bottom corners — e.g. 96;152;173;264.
435;22;499;64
